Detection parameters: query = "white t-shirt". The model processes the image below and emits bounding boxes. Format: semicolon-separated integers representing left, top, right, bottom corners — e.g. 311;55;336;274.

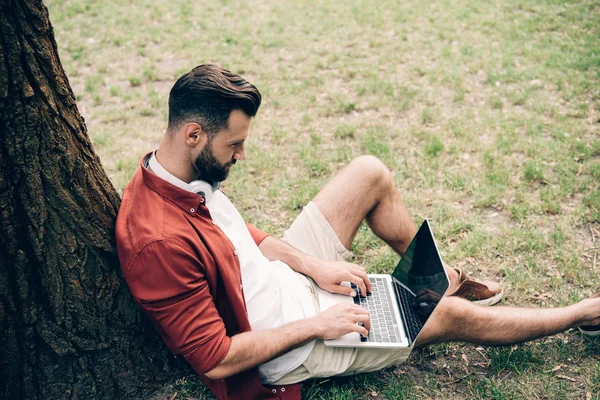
204;190;316;383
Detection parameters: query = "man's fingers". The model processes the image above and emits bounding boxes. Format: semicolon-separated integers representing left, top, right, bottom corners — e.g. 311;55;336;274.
355;313;371;332
330;276;364;297
355;322;369;337
346;263;372;294
346;274;369;297
351;304;370;315
352;306;371;332
320;303;371;338
329;284;356;297
352;268;372;294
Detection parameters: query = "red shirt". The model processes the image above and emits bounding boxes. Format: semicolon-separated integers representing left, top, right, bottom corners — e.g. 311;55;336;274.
116;157;300;399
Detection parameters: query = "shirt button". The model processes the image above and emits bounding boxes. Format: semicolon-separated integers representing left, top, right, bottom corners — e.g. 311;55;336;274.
189;208;195;213
272;389;277;394
234;250;238;255
199;198;205;204
281;387;286;392
240;284;243;290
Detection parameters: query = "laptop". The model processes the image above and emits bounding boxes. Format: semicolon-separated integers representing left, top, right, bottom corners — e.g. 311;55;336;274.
317;219;449;348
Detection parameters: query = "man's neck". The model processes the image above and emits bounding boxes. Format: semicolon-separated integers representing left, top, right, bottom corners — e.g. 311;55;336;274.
155;146;195;183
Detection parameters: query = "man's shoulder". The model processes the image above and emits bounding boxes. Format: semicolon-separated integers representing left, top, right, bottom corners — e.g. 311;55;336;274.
115;169;193;263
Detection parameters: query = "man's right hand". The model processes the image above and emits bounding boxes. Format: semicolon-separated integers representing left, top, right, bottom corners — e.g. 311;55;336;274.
313;302;371;339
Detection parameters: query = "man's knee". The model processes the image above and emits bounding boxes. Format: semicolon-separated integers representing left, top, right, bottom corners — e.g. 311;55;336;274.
348;155;393;191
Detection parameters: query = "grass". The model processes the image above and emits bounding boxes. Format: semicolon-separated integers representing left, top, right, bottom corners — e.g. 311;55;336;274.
45;0;600;398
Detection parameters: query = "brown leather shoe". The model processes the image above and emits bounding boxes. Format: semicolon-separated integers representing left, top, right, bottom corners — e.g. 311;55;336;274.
448;268;503;306
579;291;600;337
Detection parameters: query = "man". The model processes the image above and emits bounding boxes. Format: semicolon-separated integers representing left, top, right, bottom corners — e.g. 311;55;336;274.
115;65;600;400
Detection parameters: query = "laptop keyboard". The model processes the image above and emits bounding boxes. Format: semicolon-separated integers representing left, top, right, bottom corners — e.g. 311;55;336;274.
352;278;403;343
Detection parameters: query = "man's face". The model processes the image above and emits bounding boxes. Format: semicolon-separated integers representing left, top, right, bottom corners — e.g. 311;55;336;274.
193;109;251;182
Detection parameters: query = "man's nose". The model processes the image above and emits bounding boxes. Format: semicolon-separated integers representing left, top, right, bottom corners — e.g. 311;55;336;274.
234;148;246;161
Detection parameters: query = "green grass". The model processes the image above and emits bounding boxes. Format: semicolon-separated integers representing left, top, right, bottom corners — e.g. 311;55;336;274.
46;0;600;398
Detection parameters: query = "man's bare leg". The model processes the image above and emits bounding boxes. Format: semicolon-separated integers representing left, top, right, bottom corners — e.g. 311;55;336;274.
311;156;599;346
415;295;600;347
312;155;461;287
313;155;415;254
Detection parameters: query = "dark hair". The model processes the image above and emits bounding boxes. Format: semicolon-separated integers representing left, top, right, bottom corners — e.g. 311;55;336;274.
167;64;261;136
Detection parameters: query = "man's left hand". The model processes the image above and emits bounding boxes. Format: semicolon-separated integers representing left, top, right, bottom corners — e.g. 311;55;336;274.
308;260;372;297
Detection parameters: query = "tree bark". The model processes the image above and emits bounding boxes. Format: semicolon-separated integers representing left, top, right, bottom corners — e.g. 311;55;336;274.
0;1;187;398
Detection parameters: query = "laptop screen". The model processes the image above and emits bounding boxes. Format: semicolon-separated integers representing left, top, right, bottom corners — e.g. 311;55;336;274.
391;220;449;324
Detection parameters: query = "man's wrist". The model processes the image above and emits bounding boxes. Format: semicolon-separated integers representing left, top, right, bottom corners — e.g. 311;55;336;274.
297;254;319;278
258;237;318;277
285;250;309;275
302;314;325;339
285;248;318;278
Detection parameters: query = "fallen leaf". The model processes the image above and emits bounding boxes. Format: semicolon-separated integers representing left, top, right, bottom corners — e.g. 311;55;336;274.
551;365;562;372
370;391;378;397
586;392;592;400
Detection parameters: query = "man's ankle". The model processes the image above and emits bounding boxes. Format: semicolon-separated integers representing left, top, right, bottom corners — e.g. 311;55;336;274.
445;265;460;292
572;298;600;328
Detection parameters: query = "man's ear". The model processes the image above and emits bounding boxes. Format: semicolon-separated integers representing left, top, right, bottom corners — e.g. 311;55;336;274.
183;122;208;149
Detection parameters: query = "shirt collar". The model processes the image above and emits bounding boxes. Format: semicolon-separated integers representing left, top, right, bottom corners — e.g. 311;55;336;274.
146;151;221;202
140;152;206;215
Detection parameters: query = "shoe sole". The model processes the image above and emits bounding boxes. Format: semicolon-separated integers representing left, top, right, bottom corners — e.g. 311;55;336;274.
579;327;600;337
471;290;503;307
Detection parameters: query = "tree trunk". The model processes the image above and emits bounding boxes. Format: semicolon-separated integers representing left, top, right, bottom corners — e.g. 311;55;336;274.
0;1;187;398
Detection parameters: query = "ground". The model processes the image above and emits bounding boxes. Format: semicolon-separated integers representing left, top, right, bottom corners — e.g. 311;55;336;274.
47;0;599;398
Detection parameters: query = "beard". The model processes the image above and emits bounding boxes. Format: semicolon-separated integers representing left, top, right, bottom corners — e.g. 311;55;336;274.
193;141;236;183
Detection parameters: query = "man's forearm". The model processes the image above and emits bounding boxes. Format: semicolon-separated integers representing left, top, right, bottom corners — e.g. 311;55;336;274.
205;316;322;380
258;236;317;276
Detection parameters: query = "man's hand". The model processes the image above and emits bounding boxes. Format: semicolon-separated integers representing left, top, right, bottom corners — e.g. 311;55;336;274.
308;259;372;297
314;302;371;339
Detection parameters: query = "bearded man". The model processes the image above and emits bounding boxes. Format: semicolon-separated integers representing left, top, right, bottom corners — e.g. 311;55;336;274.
115;64;600;400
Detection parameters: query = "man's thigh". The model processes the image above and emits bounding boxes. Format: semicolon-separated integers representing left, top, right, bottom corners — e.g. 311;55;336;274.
312;155;392;249
306;340;411;378
342;345;412;376
274;340;411;384
282;201;353;262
